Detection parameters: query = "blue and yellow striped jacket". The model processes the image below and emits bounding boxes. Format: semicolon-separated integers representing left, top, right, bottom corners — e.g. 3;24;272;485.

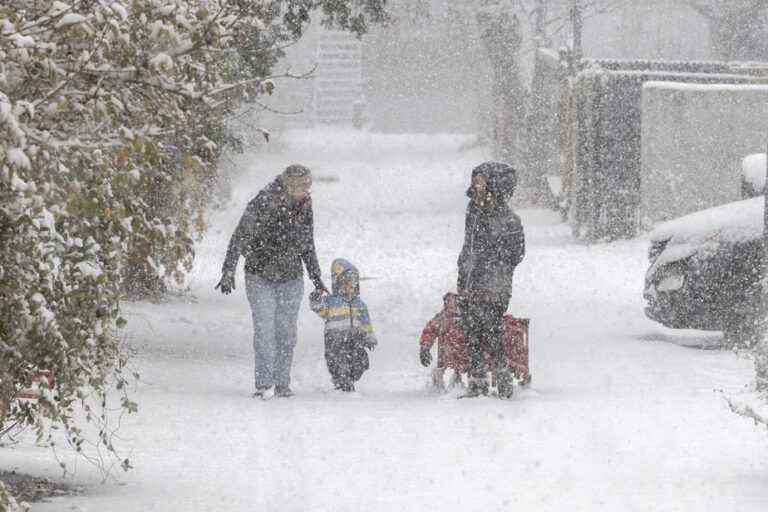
310;294;374;335
310;258;375;339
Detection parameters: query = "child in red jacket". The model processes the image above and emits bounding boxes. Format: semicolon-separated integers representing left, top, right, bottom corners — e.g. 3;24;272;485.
419;292;469;389
419;292;531;391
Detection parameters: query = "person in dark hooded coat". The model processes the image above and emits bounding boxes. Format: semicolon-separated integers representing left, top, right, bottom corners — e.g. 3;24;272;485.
457;161;525;398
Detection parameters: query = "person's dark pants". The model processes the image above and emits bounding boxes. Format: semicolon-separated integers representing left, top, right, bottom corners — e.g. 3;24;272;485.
325;332;370;389
461;291;511;378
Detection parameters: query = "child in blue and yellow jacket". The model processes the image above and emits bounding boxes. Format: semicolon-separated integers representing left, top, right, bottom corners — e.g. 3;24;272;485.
310;258;377;392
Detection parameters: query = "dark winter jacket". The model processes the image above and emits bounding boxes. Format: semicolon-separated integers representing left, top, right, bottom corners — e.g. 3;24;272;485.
457;162;525;295
222;177;323;287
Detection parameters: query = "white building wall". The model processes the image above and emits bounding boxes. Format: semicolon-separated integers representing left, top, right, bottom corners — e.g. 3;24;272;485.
640;82;768;224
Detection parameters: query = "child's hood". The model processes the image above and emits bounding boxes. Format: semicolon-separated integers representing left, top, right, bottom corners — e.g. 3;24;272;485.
330;258;360;297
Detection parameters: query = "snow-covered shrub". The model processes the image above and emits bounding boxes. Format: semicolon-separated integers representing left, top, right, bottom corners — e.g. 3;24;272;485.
0;480;29;512
0;0;385;471
756;331;768;394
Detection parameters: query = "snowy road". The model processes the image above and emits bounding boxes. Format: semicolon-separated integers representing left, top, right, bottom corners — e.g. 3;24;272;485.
8;130;768;511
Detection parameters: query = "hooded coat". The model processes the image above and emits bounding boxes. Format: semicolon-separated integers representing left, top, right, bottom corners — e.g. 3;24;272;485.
310;259;375;339
222;177;323;287
310;259;376;387
457;162;525;296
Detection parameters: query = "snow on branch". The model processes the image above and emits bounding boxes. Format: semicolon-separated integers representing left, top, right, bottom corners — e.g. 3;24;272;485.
1;0;386;473
726;395;768;430
56;13;87;28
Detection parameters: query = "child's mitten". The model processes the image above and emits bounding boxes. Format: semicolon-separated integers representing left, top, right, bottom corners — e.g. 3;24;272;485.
361;334;378;351
419;346;432;367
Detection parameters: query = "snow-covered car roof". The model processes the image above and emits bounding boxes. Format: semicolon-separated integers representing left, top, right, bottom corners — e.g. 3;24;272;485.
649;196;764;269
742;153;766;193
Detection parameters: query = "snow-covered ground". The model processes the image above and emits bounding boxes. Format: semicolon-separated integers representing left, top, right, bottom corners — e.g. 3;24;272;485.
5;129;768;511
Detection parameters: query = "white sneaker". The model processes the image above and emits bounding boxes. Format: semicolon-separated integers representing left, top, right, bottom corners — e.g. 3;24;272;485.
253;386;275;400
261;386;275;400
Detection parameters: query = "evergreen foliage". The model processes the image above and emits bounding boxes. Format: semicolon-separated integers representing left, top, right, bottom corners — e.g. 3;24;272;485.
0;0;385;471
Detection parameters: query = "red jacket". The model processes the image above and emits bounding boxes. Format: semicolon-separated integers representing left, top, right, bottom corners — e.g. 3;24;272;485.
419;312;469;372
420;313;530;380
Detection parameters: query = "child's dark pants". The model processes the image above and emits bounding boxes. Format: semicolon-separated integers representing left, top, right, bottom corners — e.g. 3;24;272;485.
325;331;369;389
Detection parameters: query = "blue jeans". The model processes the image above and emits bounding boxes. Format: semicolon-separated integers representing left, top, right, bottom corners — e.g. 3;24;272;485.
244;273;304;389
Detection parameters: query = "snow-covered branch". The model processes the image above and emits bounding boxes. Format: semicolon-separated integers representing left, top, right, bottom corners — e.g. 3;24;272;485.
0;0;387;471
726;396;768;430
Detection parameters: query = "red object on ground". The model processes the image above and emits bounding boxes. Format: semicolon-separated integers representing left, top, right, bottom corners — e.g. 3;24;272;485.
502;316;531;384
421;312;530;383
420;313;469;372
17;369;55;401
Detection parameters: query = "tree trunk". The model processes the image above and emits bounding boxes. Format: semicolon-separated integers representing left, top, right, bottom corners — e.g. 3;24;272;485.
477;11;526;166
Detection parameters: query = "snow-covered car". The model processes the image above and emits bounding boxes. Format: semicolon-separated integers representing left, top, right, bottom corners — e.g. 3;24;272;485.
643;196;764;346
742;153;766;198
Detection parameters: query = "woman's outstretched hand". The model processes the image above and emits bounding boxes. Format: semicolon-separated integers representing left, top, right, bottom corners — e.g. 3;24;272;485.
215;271;235;295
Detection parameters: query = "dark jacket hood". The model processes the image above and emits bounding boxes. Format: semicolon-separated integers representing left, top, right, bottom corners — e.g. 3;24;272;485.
487;163;517;200
466;161;517;201
264;175;284;196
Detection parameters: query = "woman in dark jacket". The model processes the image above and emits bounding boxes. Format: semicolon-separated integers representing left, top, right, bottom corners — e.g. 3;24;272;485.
457;161;525;398
216;164;327;399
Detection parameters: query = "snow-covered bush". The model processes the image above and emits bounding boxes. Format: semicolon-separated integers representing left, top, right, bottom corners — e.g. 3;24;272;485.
0;0;384;471
0;480;29;512
757;328;768;393
687;1;768;61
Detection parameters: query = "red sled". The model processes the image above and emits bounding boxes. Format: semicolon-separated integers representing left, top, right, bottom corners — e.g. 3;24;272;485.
17;369;55;402
501;316;531;386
